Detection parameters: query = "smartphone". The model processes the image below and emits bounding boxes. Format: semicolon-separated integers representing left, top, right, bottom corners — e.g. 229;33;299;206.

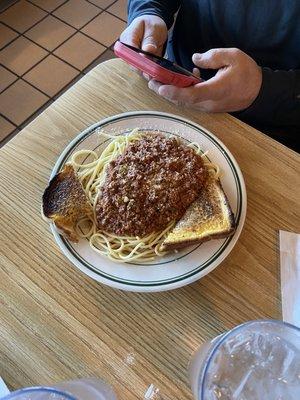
114;41;201;88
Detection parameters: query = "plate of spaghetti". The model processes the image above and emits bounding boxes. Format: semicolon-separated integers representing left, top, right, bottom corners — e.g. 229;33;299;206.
43;111;246;292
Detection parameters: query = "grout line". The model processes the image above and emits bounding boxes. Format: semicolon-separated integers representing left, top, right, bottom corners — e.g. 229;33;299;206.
0;0;126;142
26;0;69;13
0;20;109;116
17;97;54;130
52;72;85;100
0;97;54;141
0;74;51;98
21;21;108;63
0;38;83;94
0;22;21;51
104;9;127;23
0;63;18;93
75;47;107;73
18;74;81;130
27;0;103;31
13;72;84;134
0;112;18;127
0;0;19;13
0;3;125;53
0;15;117;76
2;73;82;137
0;0;50;37
85;0;128;22
23;6;108;47
0;40;105;96
0;25;20;51
0;127;20;148
49;9;104;34
20;77;58;98
85;0;117;12
19;35;83;72
85;0;116;9
81;48;112;74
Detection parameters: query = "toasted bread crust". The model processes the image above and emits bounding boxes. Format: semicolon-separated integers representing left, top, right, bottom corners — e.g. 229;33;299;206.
42;164;92;242
217;179;235;230
162;228;235;250
162;178;236;251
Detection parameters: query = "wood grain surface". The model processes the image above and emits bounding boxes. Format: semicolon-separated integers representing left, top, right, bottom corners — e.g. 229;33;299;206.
0;59;299;400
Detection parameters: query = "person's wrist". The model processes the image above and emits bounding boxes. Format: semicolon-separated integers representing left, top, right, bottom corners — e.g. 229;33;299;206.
242;65;263;111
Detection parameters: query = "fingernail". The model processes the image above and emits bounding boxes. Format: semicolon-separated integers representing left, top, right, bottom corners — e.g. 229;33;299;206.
148;80;154;90
142;43;157;51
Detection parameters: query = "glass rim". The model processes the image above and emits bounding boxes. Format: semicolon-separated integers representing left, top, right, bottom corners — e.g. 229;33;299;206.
2;387;78;400
200;319;300;399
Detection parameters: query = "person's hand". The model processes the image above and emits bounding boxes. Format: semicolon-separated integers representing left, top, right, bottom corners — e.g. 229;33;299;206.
148;48;263;112
120;15;168;56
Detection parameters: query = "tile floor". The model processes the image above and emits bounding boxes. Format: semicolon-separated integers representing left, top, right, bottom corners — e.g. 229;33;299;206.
0;0;127;146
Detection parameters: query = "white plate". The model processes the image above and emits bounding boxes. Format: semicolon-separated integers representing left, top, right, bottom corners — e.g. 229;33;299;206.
50;111;247;292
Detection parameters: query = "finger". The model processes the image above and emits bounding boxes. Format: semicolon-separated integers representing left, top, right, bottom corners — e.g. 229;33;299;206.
192;48;237;69
148;80;181;107
141;26;163;55
120;20;144;48
193;67;201;78
143;72;151;81
142;42;158;53
158;74;227;103
148;79;163;94
191;100;220;112
120;31;140;48
190;99;231;113
158;84;201;104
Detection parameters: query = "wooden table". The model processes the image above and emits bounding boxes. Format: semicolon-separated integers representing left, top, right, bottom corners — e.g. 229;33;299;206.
0;59;299;399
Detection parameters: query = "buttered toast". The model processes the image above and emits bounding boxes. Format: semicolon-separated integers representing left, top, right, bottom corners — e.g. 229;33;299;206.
162;178;235;250
42;164;92;242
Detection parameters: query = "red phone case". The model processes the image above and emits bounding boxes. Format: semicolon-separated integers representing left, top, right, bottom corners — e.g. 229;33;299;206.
114;41;200;88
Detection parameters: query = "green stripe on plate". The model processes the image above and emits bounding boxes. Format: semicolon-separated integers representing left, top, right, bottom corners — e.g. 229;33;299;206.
54;113;243;287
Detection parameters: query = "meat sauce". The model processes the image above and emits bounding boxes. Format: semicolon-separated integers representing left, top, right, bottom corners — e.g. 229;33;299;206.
95;133;207;237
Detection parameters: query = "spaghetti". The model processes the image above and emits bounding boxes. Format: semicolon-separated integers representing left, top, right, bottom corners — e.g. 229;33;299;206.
69;129;219;263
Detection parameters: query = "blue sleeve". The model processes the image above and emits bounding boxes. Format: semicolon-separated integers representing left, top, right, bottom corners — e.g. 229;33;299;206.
236;68;300;128
128;0;181;29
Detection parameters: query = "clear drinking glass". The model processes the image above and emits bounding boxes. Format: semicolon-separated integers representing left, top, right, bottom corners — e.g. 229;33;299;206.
2;378;117;400
189;320;300;400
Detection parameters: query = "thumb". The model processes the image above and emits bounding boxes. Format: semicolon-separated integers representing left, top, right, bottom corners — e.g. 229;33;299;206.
141;39;158;54
141;27;161;54
192;49;233;69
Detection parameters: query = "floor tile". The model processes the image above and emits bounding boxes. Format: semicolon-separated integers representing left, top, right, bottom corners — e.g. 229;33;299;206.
0;1;18;13
0;36;48;76
83;48;115;73
96;48;116;62
0;23;18;49
107;0;127;21
0;79;48;125
0;116;16;142
18;98;54;128
53;73;83;99
0;66;18;92
53;0;100;29
25;15;75;51
82;11;126;46
23;54;79;96
87;0;115;8
54;32;105;69
0;0;47;33
29;0;67;12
